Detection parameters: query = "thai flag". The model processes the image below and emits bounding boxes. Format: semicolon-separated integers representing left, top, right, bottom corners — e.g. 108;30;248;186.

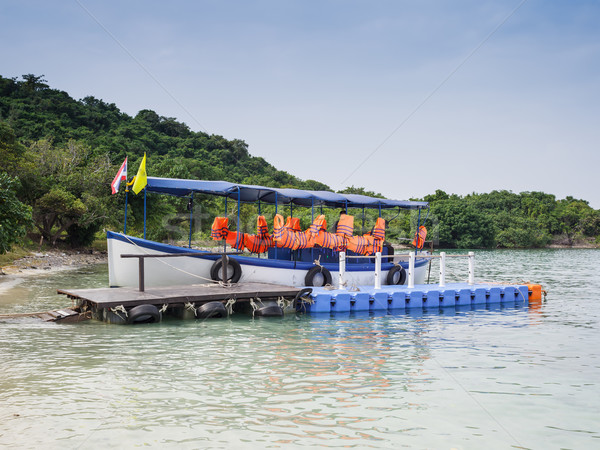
111;157;127;194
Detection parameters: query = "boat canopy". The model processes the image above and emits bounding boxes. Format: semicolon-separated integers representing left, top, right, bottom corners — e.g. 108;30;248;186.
145;177;428;210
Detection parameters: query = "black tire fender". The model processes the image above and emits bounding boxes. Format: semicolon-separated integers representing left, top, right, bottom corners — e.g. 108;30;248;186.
196;301;227;319
294;288;313;302
386;265;406;285
304;266;332;287
127;304;161;324
210;257;242;283
255;305;284;317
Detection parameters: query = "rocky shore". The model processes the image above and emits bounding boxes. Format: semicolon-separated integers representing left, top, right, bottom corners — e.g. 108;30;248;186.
0;249;107;276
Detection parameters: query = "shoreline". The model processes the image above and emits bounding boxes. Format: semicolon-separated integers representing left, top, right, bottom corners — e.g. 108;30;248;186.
0;249;107;276
1;240;598;277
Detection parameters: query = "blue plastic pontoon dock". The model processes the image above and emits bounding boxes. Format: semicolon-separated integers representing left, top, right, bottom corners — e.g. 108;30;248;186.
300;283;529;313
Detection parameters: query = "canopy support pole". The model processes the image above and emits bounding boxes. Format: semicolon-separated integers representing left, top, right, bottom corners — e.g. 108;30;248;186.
362;207;365;235
188;192;194;249
237;186;242;236
415;207;422;253
311;199;315;261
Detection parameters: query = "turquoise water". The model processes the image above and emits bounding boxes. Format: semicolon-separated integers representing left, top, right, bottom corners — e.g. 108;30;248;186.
0;250;599;449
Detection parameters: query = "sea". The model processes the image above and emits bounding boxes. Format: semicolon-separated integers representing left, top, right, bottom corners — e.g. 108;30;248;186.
0;249;598;449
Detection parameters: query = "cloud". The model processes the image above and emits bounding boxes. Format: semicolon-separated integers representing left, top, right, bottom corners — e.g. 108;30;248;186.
1;0;599;206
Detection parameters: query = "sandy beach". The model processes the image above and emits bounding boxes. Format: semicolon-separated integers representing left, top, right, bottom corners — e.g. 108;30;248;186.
0;249;107;276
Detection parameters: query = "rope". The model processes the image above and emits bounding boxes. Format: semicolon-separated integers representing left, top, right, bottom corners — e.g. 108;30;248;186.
185;302;197;316
299;294;313;304
249;298;260;317
122;234;218;284
277;296;292;311
313;254;322;267
348;283;361;292
218;280;232;288
110;305;128;320
225;298;236;315
159;304;169;313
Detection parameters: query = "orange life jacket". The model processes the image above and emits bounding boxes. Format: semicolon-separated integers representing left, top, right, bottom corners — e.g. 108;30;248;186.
346;235;369;254
244;234;272;253
226;231;245;251
412;225;427;249
336;214;354;238
211;217;229;240
274;214;315;250
256;216;270;238
363;234;383;255
307;214;326;236
273;214;295;248
314;231;345;251
372;217;386;241
285;216;301;232
292;231;312;250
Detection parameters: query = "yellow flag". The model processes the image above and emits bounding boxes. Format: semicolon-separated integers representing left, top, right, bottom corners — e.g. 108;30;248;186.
132;153;147;194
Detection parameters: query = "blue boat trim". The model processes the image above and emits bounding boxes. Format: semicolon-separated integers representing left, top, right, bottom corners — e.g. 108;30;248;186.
299;283;530;313
107;231;430;271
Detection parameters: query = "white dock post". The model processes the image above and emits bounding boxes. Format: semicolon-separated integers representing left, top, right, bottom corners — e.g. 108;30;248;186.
408;251;415;288
439;251;446;287
338;251;346;289
374;252;382;289
468;251;475;285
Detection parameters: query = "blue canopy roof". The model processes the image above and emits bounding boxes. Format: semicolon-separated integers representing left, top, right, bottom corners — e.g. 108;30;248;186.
145;177;428;210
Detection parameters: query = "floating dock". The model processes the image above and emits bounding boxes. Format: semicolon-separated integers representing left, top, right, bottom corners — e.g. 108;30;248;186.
0;308;90;323
55;280;538;324
299;283;532;313
58;282;303;323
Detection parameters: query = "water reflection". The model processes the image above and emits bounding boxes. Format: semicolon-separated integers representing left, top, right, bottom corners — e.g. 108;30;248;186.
1;251;600;448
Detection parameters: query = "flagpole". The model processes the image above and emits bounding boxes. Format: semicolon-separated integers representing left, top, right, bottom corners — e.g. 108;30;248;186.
143;187;147;240
124;186;129;234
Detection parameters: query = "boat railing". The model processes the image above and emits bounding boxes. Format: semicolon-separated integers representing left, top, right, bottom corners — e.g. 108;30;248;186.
121;251;242;292
338;251;475;290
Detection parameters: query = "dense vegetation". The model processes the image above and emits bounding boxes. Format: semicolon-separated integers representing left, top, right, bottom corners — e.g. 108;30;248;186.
0;74;598;251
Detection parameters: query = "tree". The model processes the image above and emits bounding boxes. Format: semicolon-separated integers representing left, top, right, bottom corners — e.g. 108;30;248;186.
0;173;32;253
34;188;86;245
16;139;115;246
430;200;496;248
0;122;26;175
21;74;49;91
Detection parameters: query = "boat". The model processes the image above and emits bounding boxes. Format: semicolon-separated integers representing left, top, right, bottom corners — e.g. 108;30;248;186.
107;177;431;289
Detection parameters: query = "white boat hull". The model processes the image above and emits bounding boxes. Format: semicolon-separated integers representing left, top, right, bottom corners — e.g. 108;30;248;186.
107;232;430;289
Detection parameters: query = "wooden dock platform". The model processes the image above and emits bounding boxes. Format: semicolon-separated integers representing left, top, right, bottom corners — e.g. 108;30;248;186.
0;308;90;323
57;282;305;323
58;282;302;308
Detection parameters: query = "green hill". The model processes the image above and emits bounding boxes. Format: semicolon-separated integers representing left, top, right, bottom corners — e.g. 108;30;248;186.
1;73;598;250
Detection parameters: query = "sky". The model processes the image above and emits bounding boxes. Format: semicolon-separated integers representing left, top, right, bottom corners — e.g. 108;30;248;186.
1;0;599;207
